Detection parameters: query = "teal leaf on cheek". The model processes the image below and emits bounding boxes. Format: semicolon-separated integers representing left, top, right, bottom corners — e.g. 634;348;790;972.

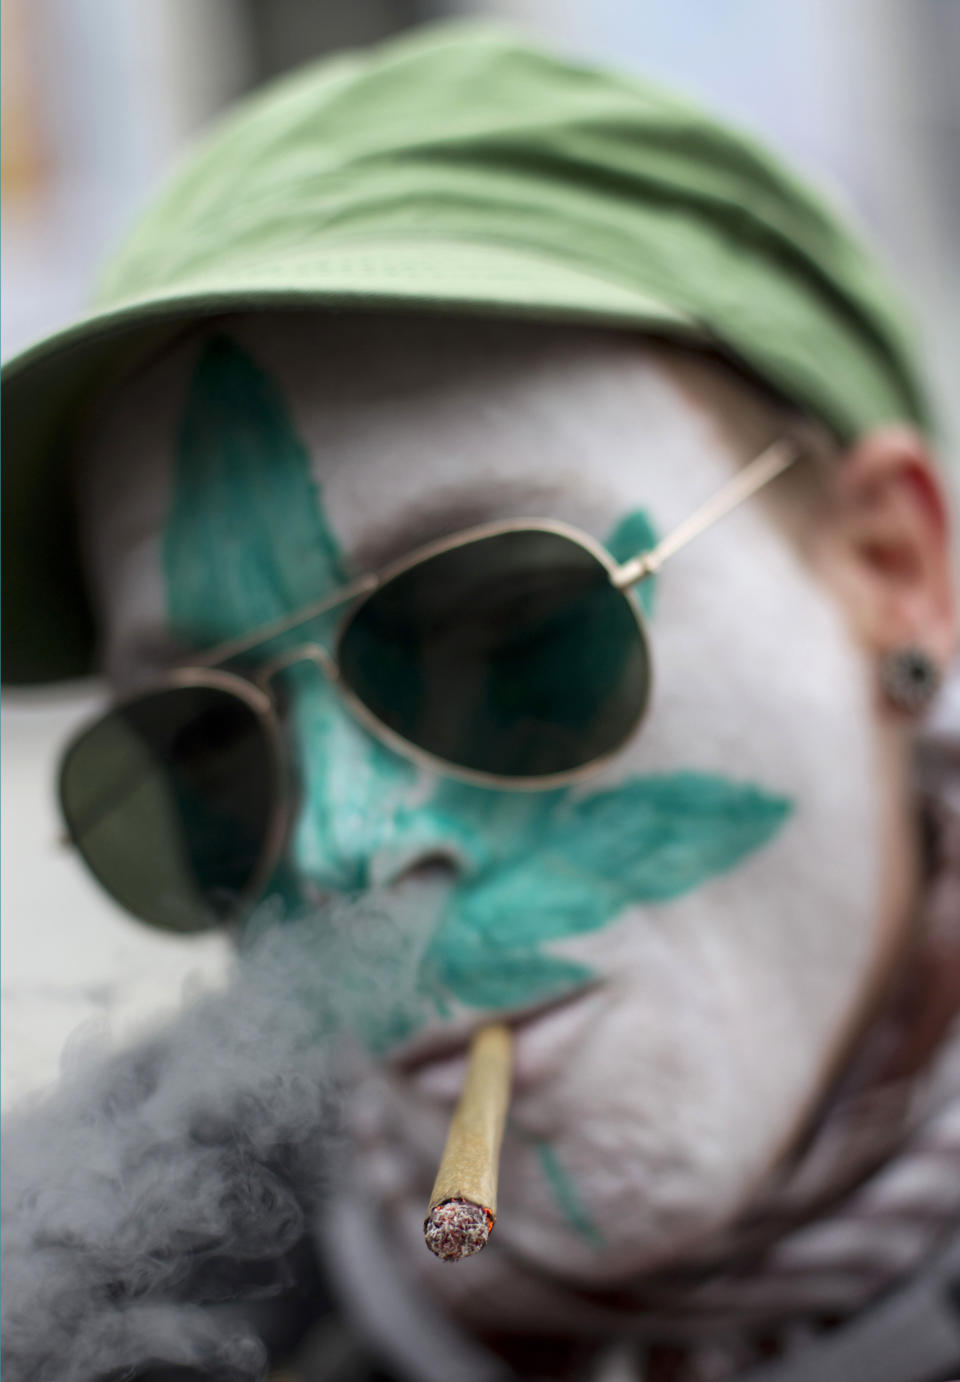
426;772;792;1011
165;334;348;648
551;773;793;908
430;943;594;1011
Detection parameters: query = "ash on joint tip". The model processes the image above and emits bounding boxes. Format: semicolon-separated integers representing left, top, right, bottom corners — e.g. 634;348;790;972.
424;1198;493;1261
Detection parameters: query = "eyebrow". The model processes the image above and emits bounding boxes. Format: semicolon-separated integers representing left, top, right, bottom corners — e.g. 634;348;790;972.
166;480;576;671
168;432;808;675
347;478;570;572
112;482;572;684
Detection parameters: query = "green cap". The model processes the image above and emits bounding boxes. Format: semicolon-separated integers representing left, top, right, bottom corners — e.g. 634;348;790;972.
2;20;930;685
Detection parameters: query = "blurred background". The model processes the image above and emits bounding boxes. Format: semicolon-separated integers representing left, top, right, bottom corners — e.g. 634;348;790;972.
3;0;959;1108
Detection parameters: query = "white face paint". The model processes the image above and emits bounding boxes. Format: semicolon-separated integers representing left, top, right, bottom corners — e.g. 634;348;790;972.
77;313;889;1316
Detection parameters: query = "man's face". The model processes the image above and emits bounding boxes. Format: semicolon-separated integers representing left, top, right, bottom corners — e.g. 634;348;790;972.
79;313;890;1290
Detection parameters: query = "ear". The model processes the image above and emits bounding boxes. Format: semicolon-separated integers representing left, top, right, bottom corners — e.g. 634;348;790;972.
819;426;957;672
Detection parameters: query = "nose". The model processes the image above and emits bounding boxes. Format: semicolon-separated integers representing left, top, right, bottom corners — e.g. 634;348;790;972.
369;848;462;890
283;663;473;896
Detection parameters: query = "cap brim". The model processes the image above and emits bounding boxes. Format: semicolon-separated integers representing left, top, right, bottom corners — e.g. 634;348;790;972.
2;238;695;685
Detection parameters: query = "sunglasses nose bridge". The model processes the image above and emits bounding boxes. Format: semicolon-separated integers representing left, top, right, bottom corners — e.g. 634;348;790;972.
253;642;339;692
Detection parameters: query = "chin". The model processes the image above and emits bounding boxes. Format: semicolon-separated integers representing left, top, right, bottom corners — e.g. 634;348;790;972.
364;974;775;1293
493;1038;765;1285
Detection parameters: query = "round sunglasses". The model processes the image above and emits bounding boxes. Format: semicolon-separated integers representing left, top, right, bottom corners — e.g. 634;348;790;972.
59;435;812;934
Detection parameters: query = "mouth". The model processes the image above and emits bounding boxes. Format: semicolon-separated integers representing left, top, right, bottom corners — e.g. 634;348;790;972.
386;982;606;1097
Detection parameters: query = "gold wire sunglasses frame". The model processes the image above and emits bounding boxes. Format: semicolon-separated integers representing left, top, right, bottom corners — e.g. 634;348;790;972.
59;433;814;930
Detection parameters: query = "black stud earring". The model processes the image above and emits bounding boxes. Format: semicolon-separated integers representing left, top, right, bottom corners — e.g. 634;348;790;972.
879;646;941;713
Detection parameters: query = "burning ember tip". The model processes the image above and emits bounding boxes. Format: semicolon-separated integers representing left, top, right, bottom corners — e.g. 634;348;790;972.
424;1198;493;1261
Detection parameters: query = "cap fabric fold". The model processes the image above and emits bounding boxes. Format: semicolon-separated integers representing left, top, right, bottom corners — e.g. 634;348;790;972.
2;20;929;684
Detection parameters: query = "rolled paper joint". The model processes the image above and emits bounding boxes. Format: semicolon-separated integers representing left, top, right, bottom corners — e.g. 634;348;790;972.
423;1023;513;1262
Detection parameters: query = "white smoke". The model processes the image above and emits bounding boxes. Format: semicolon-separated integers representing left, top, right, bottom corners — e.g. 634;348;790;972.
2;885;442;1382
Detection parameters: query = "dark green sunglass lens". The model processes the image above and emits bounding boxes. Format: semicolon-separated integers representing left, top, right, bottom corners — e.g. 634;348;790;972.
59;685;279;932
338;530;649;778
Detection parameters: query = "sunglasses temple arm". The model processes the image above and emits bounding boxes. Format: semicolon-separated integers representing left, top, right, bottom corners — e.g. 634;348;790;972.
612;437;804;589
190;572;380;668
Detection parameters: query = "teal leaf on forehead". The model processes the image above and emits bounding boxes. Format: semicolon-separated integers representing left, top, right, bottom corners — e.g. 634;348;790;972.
165;334;348;648
604;509;658;617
